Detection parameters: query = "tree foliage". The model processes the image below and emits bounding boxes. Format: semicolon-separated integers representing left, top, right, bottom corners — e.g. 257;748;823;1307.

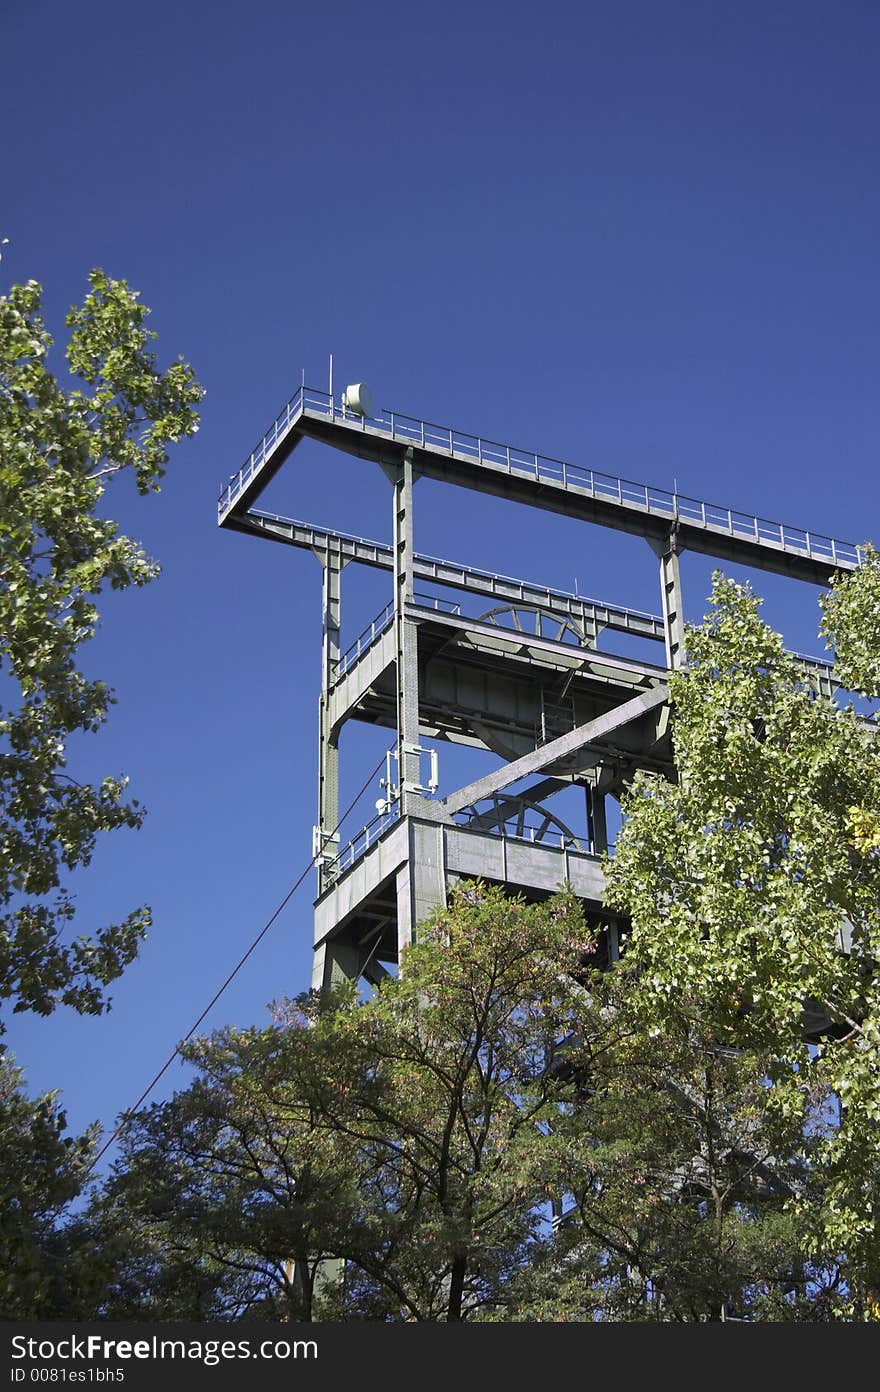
517;999;844;1322
0;1054;97;1318
88;886;592;1321
0;272;201;1030
83;1017;365;1322
76;881;859;1322
821;543;880;700
606;569;880;1312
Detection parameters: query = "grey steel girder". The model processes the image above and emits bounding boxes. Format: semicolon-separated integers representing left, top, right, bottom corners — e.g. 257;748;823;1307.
218;382;854;999
391;450;422;811
226;509;666;643
325;609;668;757
316;547;343;889
441;687;670;816
219;395;862;586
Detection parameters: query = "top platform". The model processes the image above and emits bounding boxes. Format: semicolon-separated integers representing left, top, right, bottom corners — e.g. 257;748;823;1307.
218;385;865;586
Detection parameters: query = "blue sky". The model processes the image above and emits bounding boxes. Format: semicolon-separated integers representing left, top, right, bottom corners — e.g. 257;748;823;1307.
3;0;879;1159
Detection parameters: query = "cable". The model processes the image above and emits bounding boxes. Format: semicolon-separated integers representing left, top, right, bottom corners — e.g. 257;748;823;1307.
89;752;389;1171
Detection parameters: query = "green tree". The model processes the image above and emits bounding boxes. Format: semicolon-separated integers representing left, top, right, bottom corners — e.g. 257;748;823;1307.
86;1014;363;1321
0;271;201;1030
301;884;590;1321
0;1054;97;1318
512;994;844;1321
62;565;880;1323
85;885;594;1322
606;569;880;1315
90;881;848;1323
821;543;880;700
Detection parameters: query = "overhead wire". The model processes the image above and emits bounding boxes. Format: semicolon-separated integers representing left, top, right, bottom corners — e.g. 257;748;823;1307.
89;751;389;1171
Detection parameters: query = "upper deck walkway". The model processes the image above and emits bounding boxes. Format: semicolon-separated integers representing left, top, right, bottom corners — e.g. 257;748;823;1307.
218;385;865;586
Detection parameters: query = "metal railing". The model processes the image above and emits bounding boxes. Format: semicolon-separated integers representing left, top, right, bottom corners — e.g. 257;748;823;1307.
219;386;865;570
245;506;666;636
330;588;841;696
334;601;393;679
324;804;400;881
791;649;835;674
218;385;307;516
333;593;462;679
452;806;583;852
324;798;584;886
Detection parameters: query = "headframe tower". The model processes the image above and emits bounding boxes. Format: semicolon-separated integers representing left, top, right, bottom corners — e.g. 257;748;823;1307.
218;382;860;992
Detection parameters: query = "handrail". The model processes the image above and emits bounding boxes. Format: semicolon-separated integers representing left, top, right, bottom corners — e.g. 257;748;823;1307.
326;799;593;886
324;805;400;880
219;385;864;571
245;506;664;631
331;594;839;690
333;593;462;679
789;648;834;672
218;385;306;516
452;805;582;850
334;601;393;679
324;800;587;884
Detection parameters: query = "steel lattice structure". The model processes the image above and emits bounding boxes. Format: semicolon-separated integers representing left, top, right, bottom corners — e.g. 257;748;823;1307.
219;384;853;992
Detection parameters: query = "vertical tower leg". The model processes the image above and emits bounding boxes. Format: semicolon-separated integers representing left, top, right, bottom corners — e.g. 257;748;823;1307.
392;448;422;812
309;546;353;1298
396;821;446;954
588;784;608;855
317;545;342;898
312;939;361;993
588;780;619;960
649;528;687;671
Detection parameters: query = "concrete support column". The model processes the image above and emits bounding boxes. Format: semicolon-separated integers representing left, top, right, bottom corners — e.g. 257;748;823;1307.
396;821;446;959
311;938;361;993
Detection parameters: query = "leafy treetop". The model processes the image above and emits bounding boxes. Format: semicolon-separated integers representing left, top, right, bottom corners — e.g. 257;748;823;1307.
0;271;202;1030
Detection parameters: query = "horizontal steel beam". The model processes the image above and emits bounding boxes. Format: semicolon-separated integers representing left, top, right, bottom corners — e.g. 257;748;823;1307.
308;417;853;586
226;508;666;642
219;388;862;586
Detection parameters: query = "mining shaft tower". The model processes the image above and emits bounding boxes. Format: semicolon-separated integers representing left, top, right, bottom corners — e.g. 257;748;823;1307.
218;383;859;992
